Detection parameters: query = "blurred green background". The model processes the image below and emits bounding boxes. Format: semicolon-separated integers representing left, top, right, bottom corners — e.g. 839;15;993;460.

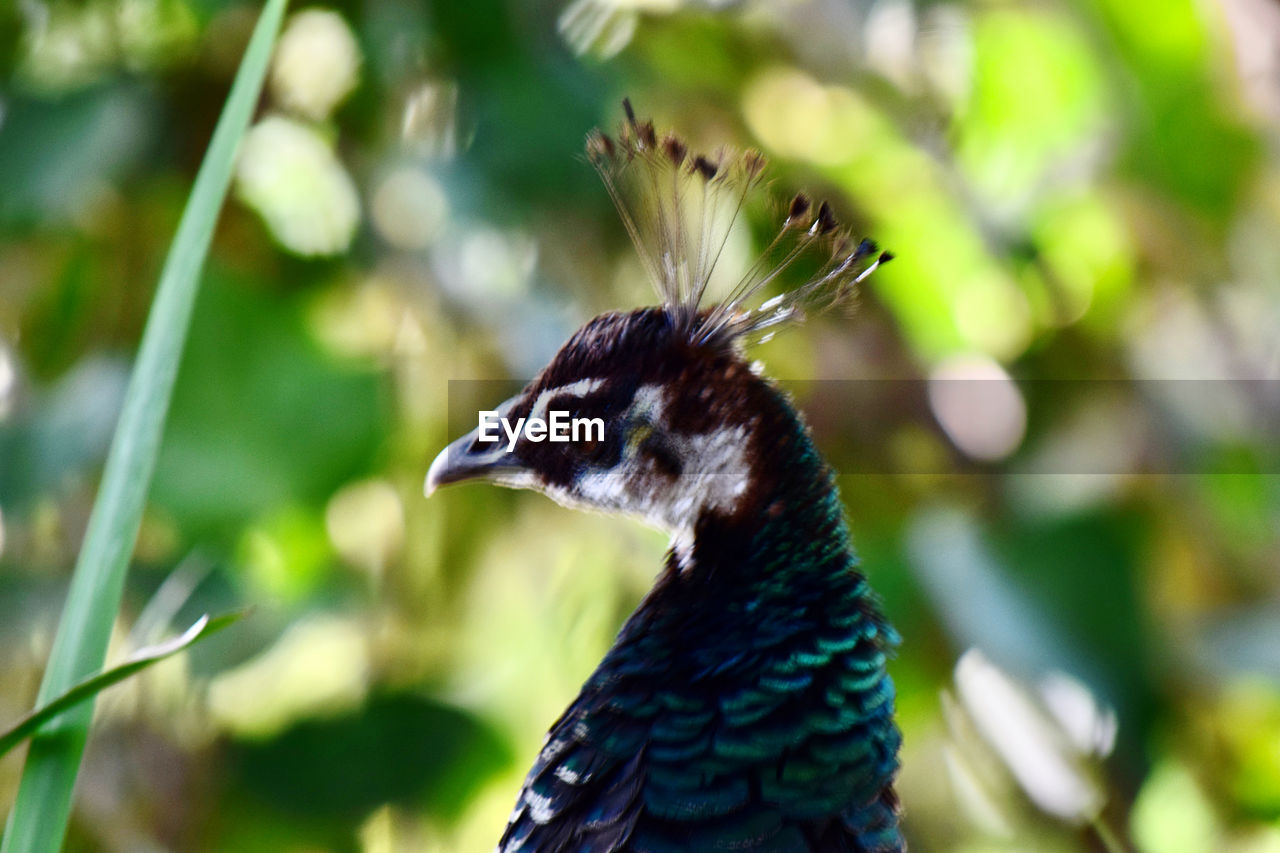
2;0;1280;850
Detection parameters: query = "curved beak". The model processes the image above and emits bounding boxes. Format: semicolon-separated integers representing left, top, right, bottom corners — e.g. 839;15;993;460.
424;393;527;496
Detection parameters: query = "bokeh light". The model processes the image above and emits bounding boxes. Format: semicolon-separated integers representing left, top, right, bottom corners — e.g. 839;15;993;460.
269;9;361;121
370;167;448;252
234;115;360;256
928;354;1027;462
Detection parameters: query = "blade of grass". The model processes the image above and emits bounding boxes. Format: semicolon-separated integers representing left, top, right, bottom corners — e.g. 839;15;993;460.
0;611;248;759
0;1;288;849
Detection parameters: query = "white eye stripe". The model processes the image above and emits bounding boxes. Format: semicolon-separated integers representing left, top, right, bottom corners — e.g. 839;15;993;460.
631;384;666;422
528;377;607;423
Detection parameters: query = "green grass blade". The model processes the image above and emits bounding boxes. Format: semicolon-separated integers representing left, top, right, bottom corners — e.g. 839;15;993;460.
0;1;288;849
0;611;248;759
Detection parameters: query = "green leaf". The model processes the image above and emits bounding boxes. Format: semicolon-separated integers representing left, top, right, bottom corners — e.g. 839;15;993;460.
0;611;247;759
0;0;289;849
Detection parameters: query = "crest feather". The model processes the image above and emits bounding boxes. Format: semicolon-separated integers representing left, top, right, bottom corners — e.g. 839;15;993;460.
586;99;890;348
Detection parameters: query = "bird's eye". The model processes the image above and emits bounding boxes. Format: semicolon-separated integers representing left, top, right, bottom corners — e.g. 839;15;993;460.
553;399;611;460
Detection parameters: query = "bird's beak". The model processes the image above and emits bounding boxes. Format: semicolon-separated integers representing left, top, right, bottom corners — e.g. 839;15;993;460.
424;394;526;496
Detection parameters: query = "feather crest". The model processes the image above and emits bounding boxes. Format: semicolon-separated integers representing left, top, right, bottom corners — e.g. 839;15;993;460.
586;99;890;348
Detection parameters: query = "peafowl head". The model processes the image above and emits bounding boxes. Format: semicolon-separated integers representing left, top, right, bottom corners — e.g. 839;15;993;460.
426;101;889;542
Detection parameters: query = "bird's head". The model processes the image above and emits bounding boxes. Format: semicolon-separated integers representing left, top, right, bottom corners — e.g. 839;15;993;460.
427;306;780;538
426;101;889;541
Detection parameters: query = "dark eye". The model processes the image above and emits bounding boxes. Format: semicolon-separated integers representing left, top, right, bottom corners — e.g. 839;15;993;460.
572;408;610;458
541;396;604;456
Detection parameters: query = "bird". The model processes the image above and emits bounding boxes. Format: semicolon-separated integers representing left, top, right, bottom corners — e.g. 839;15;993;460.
426;101;902;853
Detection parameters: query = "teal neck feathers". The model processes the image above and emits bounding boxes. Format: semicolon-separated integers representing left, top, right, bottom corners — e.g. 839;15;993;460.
578;387;904;850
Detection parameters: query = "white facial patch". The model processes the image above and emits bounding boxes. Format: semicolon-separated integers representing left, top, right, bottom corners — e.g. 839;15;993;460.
548;383;754;549
657;423;753;531
528;377;606;424
630;383;666;422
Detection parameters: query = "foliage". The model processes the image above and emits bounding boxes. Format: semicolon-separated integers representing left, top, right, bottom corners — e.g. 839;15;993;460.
1;0;1279;850
0;611;246;759
2;1;286;849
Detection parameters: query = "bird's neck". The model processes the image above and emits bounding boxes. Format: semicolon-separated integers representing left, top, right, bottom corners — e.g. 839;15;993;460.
621;393;885;663
685;382;859;585
579;384;901;849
